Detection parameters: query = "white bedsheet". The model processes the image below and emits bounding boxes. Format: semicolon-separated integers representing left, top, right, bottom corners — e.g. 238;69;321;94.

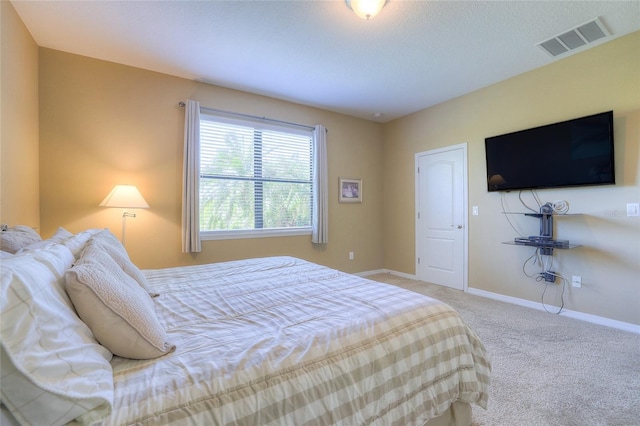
104;256;490;425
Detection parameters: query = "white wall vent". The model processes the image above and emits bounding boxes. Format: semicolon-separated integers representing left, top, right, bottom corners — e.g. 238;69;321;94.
537;17;610;57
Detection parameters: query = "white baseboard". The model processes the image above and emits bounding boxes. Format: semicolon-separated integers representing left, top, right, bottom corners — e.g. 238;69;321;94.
358;269;417;280
355;269;387;277
358;269;640;335
466;287;640;335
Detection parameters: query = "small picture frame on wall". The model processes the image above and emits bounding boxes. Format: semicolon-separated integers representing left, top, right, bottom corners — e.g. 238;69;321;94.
339;178;362;203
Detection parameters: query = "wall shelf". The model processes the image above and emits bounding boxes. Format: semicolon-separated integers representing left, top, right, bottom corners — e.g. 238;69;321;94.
502;240;581;250
502;205;582;255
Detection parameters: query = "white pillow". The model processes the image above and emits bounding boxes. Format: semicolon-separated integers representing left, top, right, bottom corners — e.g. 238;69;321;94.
0;225;42;253
50;226;74;242
65;243;175;359
16;240;56;253
60;228;104;259
19;242;75;283
89;229;151;292
0;244;114;426
17;227;74;254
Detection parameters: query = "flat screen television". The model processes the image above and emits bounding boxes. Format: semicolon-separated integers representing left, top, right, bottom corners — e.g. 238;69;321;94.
485;111;615;192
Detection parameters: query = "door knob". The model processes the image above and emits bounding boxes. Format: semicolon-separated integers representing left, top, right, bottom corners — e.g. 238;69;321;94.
452;224;463;229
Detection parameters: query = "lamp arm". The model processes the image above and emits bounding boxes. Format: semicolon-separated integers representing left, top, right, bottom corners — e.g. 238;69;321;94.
121;211;136;246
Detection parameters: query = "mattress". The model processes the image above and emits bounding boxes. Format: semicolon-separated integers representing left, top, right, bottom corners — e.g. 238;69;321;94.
105;256;490;425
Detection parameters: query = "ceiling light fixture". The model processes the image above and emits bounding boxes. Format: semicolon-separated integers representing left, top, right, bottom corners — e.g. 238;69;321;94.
346;0;387;20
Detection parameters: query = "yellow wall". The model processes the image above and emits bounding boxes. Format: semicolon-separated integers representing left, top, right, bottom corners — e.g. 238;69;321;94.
38;49;384;272
3;4;638;326
383;31;640;325
0;1;39;228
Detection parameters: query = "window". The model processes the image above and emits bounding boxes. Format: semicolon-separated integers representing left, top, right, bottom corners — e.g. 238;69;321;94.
199;113;314;239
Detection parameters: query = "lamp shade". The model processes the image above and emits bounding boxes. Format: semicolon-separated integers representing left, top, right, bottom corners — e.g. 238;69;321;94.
99;185;149;209
346;0;387;20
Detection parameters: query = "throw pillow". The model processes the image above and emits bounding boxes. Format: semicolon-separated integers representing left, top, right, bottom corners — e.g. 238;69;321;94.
65;243;174;359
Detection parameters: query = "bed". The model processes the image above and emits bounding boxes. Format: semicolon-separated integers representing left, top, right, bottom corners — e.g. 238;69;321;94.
1;227;490;426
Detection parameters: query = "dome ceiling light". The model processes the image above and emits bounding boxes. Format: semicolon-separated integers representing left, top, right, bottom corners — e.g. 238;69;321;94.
346;0;388;20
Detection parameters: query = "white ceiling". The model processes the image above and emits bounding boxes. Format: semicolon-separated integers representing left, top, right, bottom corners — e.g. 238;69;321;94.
11;0;640;123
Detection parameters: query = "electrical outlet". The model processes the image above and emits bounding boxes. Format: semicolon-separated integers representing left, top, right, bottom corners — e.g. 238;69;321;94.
572;276;582;288
349;251;354;260
543;271;556;283
627;203;640;217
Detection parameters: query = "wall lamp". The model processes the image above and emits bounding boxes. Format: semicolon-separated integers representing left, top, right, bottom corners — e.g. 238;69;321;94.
99;185;149;246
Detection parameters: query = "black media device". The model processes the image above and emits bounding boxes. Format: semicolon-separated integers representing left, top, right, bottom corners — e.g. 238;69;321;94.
485;111;615;192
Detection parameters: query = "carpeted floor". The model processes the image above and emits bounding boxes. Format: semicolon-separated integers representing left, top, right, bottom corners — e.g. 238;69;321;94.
367;273;640;426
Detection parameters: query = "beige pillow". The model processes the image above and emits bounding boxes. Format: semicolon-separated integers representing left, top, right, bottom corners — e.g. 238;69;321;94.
65;243;175;359
88;230;152;293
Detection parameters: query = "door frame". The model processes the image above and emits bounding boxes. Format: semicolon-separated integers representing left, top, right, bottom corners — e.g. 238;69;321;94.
415;142;469;291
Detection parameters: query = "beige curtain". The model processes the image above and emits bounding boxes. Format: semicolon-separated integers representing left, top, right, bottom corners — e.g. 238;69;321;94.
312;125;328;244
182;100;201;253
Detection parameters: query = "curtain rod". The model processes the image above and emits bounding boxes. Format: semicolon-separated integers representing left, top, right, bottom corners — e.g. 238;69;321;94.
178;101;316;132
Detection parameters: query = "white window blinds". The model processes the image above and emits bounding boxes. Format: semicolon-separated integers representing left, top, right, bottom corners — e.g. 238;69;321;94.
199;113;313;234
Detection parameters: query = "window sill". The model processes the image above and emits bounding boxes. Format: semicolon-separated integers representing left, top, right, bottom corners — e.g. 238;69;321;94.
200;227;312;241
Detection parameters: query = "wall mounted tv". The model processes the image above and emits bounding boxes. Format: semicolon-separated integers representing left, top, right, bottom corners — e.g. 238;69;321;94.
485;111;614;192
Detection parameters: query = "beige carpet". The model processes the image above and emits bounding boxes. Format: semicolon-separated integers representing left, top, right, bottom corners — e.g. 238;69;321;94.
367;273;640;426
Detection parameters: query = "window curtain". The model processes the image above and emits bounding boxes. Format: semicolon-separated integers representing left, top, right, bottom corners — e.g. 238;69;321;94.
182;100;202;253
312;125;328;244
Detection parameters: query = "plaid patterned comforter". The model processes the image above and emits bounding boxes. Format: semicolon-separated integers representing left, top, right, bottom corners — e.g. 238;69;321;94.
105;257;490;425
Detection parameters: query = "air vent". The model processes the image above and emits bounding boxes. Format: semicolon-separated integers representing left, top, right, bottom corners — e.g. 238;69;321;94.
537;17;610;57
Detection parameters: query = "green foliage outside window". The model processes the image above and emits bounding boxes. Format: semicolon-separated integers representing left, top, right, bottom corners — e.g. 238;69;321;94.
199;118;312;232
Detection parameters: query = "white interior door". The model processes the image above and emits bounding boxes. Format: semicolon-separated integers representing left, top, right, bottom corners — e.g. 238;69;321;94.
416;144;467;290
